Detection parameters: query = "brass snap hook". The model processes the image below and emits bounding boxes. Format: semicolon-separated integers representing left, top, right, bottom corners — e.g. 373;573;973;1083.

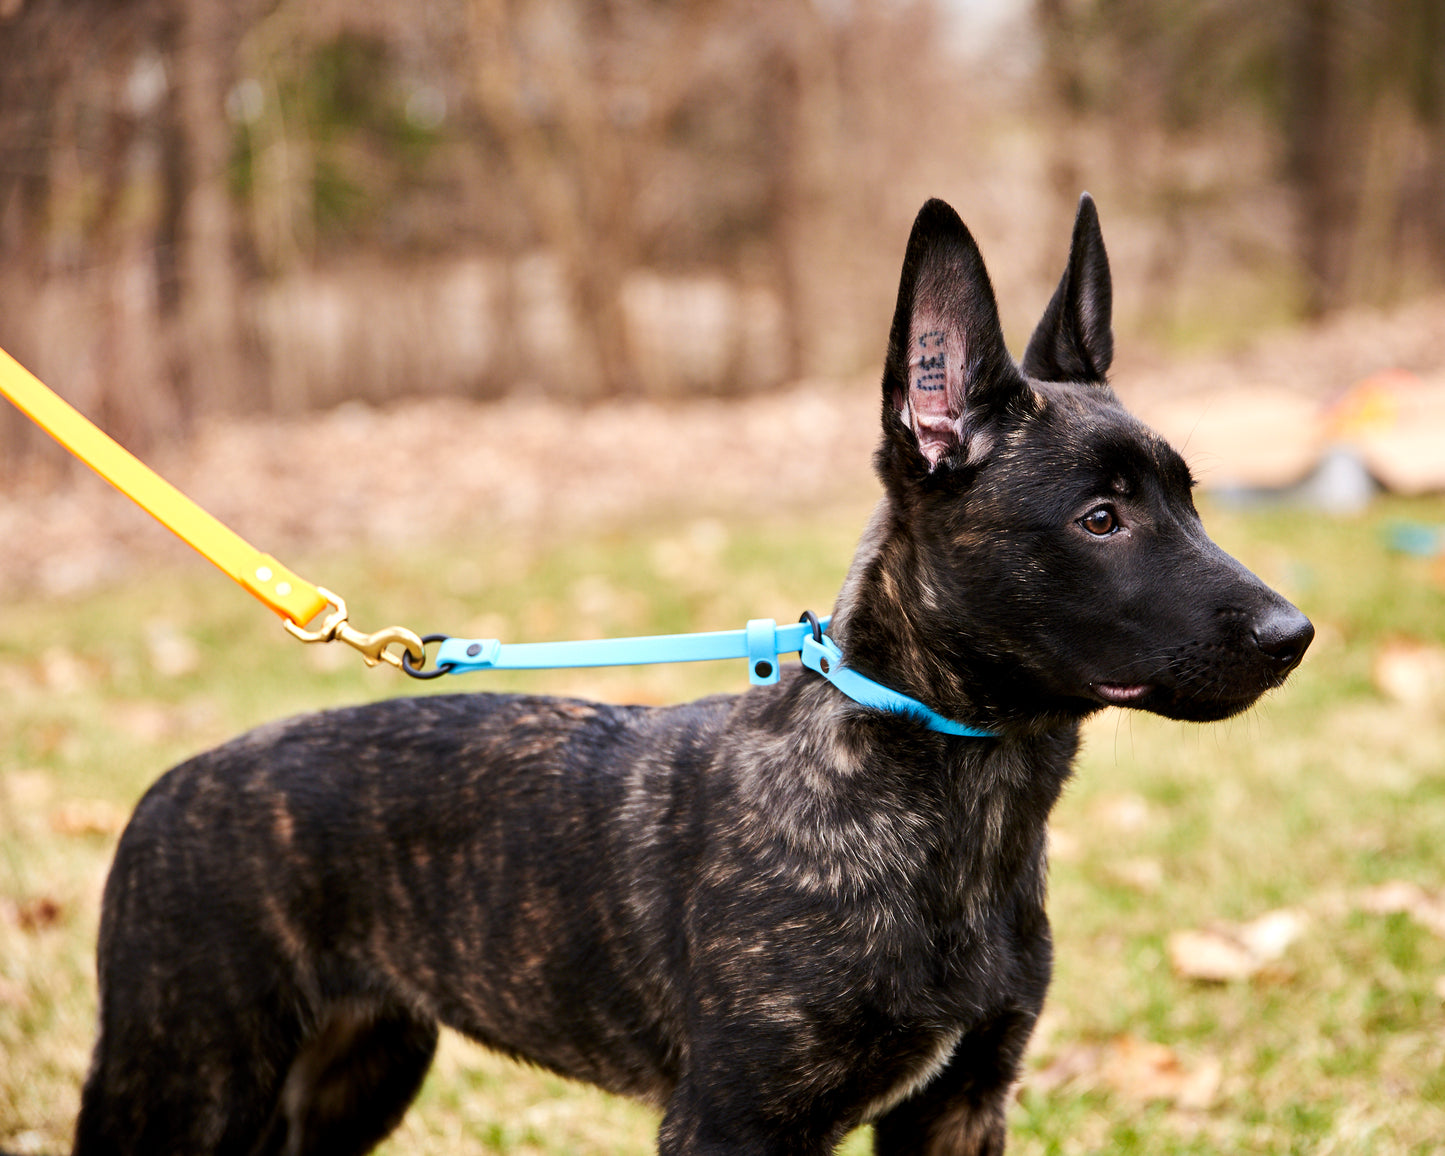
284;587;426;670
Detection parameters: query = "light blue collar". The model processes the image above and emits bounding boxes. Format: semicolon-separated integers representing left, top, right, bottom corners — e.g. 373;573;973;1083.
798;633;997;738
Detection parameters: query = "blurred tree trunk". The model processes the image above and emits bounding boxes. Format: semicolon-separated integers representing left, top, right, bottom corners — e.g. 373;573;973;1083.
1286;0;1345;317
0;1;57;470
1406;0;1445;275
469;0;636;399
92;28;182;449
0;0;178;462
1035;0;1087;274
172;0;246;414
772;0;839;381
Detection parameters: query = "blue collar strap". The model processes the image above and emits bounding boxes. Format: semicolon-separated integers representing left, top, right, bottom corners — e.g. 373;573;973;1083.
798;633;997;738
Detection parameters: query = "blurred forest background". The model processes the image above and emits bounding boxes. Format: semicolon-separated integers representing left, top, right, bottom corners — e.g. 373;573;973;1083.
2;0;1444;467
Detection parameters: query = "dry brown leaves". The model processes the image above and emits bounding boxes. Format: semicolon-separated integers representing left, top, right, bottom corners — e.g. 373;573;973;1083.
0;895;65;933
0;380;883;598
1168;880;1445;988
1168;908;1310;984
1033;878;1445;1108
1358;880;1445;938
1028;1034;1222;1109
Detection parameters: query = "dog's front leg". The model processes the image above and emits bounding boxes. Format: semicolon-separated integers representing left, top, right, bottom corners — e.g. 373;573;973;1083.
870;1010;1036;1156
656;1072;835;1156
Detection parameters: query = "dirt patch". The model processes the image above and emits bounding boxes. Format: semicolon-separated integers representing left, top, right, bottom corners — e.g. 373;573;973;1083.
0;379;883;598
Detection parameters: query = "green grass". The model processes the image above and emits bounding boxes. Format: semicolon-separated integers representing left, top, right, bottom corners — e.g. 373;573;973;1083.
3;495;1444;1154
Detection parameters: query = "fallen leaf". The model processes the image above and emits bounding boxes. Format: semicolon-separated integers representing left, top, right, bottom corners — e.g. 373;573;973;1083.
1168;908;1307;982
1028;1035;1221;1109
1169;928;1260;982
1372;640;1445;706
1028;1042;1104;1095
51;799;128;837
1100;1037;1173;1093
1359;880;1445;937
1359;879;1424;913
11;896;64;932
1100;1035;1222;1110
1236;908;1309;961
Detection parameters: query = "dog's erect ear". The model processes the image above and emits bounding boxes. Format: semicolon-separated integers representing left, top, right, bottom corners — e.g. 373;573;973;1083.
882;199;1021;472
1021;192;1113;384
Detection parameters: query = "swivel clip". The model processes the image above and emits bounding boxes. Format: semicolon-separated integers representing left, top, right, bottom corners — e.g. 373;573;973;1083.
283;587;427;671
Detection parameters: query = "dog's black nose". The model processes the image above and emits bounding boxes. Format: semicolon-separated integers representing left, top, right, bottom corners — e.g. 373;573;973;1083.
1252;603;1314;670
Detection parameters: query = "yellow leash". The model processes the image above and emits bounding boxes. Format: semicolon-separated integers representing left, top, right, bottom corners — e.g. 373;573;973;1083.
0;346;425;670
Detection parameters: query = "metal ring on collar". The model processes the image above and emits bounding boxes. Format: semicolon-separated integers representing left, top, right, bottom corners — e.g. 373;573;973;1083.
401;634;456;680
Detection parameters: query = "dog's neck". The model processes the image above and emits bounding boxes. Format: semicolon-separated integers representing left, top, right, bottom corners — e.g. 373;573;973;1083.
829;497;995;732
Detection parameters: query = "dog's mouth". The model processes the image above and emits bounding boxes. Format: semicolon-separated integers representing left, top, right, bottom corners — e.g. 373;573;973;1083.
1092;682;1152;706
1090;678;1279;723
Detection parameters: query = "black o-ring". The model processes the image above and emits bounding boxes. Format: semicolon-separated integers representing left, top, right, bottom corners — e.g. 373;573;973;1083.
401;634;456;680
799;610;823;644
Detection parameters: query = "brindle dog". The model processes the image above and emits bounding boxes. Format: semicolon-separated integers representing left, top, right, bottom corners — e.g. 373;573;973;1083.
73;196;1312;1156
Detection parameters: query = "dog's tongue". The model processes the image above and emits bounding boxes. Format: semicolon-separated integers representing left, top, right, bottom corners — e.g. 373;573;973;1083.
1096;683;1151;705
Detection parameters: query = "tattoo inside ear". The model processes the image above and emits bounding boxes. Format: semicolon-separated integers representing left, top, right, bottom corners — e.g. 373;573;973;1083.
903;316;966;468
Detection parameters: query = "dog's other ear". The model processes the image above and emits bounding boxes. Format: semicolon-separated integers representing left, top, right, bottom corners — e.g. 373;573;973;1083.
1020;192;1113;384
882;199;1021;473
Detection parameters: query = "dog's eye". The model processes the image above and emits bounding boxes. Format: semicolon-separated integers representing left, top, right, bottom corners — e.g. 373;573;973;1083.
1080;506;1118;536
